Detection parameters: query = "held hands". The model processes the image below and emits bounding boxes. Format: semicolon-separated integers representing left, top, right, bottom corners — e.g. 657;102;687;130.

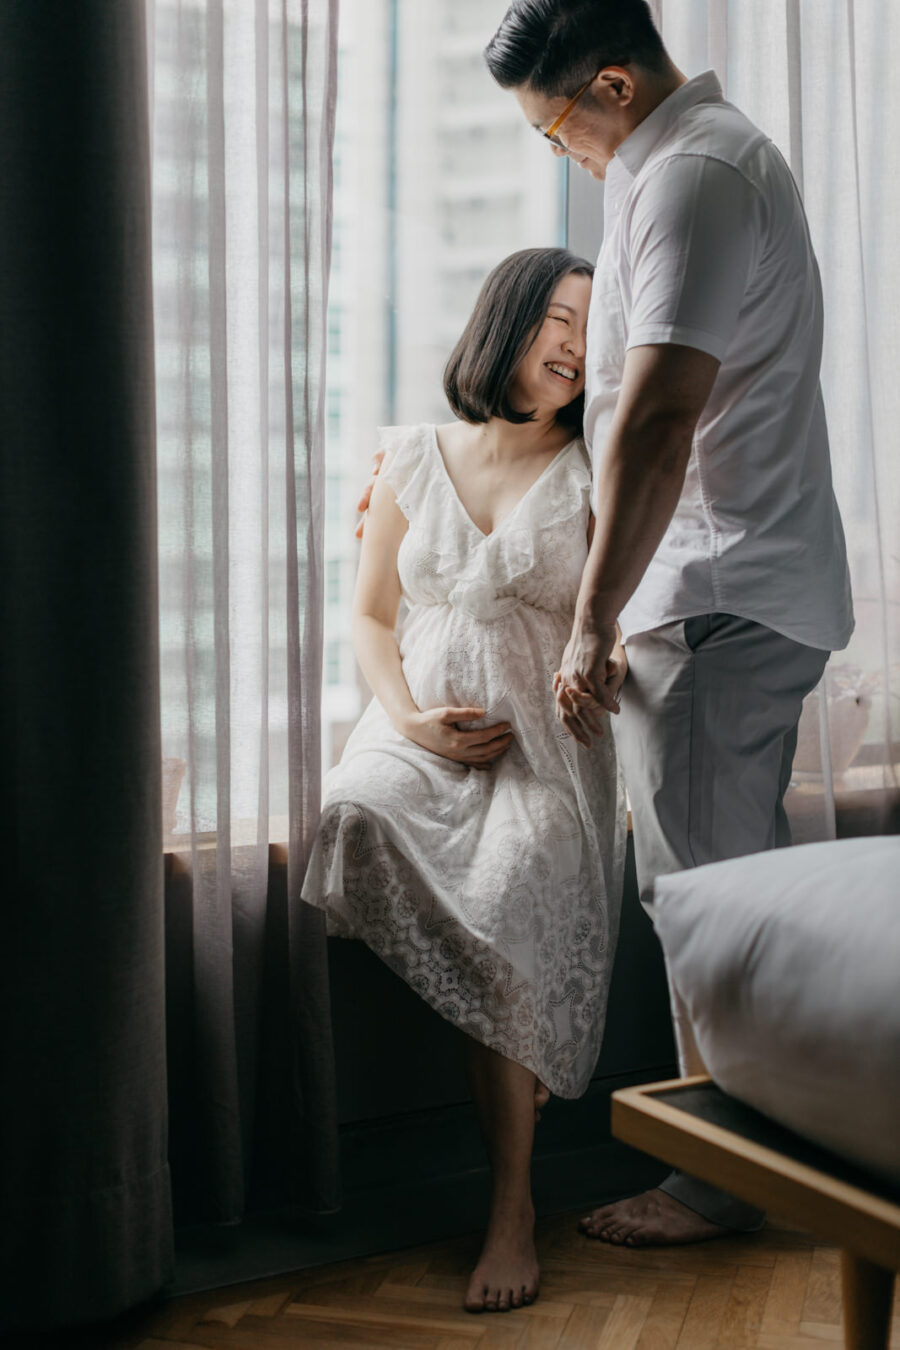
356;449;386;539
402;706;514;769
553;621;626;748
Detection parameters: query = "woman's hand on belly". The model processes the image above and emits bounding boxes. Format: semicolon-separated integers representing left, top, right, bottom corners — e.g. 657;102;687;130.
400;705;514;769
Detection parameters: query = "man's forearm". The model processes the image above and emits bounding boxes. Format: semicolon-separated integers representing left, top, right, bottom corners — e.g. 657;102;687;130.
576;411;694;629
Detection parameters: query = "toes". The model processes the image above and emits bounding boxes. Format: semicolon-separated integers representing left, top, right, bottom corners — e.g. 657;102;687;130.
581;1204;646;1244
464;1284;488;1314
510;1288;524;1309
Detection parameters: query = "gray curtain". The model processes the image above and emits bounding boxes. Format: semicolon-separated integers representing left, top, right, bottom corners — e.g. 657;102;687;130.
150;0;341;1223
0;1;172;1332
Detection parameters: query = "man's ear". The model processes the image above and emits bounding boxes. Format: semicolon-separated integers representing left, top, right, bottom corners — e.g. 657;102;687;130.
595;66;636;108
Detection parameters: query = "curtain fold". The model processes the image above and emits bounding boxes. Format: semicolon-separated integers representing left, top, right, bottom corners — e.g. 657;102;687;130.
0;0;172;1330
655;0;900;841
151;0;340;1223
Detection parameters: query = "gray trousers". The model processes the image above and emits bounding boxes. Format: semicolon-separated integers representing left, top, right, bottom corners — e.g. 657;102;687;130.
613;613;829;1230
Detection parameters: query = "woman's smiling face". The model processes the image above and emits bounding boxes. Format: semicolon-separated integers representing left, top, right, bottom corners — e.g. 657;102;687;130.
508;270;592;418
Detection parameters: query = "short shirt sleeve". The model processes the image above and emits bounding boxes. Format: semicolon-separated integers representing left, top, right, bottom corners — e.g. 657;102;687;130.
624;153;764;362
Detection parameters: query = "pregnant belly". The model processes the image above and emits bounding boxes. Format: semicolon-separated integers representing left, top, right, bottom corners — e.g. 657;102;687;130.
399;602;568;729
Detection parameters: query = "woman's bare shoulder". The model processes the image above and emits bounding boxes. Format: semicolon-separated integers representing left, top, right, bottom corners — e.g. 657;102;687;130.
433;419;468;453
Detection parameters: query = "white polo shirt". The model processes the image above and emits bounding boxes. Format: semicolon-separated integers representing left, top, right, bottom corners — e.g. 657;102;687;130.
584;71;854;651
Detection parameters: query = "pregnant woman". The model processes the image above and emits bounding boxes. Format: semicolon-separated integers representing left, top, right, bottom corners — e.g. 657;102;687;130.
303;248;627;1313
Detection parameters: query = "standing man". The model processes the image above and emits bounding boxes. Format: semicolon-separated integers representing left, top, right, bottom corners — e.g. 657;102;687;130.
485;0;853;1245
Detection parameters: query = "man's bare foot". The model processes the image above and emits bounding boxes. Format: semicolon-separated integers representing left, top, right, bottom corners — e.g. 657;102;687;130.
464;1201;540;1313
579;1188;728;1247
534;1081;550;1123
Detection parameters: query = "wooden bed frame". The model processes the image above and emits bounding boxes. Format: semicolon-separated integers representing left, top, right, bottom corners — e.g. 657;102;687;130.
611;1076;900;1350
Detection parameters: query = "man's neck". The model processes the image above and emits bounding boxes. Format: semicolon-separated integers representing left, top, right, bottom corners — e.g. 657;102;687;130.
626;63;687;139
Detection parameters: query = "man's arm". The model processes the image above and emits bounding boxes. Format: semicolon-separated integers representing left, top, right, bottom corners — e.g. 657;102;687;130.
355;449;385;539
580;340;719;623
554;341;719;742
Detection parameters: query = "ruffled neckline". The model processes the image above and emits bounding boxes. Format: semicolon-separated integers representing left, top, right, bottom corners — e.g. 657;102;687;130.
381;423;591;621
428;425;582;542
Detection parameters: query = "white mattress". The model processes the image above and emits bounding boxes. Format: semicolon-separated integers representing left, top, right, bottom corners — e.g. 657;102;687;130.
652;836;900;1186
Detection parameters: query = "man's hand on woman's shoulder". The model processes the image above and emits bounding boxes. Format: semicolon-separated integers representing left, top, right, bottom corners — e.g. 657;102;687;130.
355;448;386;539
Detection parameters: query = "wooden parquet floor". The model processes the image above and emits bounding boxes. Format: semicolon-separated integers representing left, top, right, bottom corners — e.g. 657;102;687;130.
113;1213;900;1350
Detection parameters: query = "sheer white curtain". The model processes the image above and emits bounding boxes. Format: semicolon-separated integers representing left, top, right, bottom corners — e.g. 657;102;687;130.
651;0;899;840
149;0;340;1220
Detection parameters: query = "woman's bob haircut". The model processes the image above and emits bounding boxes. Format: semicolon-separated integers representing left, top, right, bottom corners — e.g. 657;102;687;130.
443;247;593;430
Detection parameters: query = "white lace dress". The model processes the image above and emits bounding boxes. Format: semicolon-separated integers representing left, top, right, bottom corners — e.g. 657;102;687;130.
302;424;626;1098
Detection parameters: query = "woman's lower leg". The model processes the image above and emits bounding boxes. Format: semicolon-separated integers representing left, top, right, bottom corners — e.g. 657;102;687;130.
462;1037;541;1313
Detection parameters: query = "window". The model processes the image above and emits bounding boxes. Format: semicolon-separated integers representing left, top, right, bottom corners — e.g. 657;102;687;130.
325;641;342;687
328;310;342;358
321;0;566;770
326;557;342;606
327;386;342;440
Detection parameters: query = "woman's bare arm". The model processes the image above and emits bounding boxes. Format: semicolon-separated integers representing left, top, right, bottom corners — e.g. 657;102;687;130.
354;449;385;539
352;466;513;767
351;468;419;731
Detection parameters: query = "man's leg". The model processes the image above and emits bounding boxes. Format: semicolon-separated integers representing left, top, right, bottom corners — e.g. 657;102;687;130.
774;723;800;850
581;614;827;1244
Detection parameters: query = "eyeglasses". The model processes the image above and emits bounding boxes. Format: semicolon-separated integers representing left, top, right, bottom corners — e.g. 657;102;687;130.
541;73;596;150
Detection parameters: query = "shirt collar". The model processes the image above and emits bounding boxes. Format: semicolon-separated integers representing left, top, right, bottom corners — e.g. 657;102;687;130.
613;70;723;179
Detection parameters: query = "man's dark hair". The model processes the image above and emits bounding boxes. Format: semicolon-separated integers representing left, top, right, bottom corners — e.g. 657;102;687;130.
484;0;667;98
443;247;593;430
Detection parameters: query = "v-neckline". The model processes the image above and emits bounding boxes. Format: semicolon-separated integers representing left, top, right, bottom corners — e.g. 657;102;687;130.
429;425;577;540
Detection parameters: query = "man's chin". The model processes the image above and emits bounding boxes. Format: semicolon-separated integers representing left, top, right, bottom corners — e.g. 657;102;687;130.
572;153;609;181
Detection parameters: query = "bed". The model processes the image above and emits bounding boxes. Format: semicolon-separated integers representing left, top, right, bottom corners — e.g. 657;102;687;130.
612;837;900;1350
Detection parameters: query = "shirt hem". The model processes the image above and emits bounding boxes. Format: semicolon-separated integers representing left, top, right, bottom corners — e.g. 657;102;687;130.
626;323;727;362
620;604;855;654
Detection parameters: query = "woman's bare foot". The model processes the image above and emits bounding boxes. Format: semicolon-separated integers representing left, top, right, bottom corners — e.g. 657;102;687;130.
579;1188;728;1247
464;1200;540;1313
534;1080;550;1123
